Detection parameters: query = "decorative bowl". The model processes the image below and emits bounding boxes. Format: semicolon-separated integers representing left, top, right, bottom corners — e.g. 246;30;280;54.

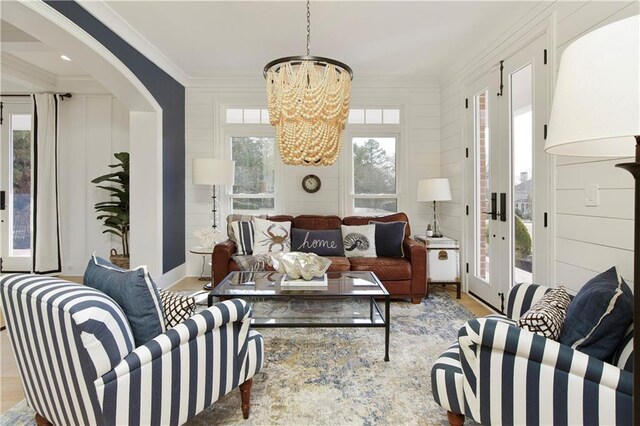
269;252;332;280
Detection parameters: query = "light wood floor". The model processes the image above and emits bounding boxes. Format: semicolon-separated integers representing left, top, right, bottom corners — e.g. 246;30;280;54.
0;277;492;415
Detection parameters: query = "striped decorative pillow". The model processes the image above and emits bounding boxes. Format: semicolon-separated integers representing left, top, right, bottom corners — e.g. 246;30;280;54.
230;221;256;255
517;286;571;340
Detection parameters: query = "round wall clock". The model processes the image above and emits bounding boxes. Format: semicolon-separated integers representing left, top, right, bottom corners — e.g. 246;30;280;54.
302;174;321;193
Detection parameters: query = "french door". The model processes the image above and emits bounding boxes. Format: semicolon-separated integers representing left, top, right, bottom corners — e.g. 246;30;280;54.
465;35;550;311
0;101;33;272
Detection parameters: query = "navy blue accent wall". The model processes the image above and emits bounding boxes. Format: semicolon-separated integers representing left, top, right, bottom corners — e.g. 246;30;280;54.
44;1;185;273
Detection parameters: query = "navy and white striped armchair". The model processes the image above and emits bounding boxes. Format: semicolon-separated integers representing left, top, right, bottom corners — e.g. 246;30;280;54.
432;283;632;425
0;274;264;425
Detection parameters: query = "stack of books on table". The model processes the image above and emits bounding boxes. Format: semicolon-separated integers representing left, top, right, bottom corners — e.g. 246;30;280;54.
281;274;328;289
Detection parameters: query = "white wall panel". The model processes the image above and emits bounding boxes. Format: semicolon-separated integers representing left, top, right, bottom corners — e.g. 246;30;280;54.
58;96;129;275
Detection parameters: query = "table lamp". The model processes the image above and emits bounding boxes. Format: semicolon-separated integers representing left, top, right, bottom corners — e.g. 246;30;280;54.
192;158;235;229
417;178;452;238
545;14;639;421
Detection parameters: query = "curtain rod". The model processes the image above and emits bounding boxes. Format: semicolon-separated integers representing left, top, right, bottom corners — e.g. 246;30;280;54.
0;93;72;99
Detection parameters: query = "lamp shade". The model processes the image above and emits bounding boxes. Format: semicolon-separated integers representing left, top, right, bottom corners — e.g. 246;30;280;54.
192;159;235;186
545;15;640;157
417;178;452;202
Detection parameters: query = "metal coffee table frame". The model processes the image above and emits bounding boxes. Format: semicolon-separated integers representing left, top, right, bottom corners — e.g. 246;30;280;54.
209;271;391;362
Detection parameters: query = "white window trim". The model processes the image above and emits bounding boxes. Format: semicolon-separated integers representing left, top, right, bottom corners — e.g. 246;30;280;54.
341;127;404;217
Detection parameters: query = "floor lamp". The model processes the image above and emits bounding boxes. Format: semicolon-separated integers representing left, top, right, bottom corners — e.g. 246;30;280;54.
544;15;639;421
192;158;235;230
417;178;452;238
193;159;235;291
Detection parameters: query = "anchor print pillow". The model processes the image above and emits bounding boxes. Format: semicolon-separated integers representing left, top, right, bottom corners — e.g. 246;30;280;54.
341;224;377;258
252;217;292;255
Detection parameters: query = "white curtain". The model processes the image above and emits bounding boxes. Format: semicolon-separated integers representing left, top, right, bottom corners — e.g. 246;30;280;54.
32;94;62;274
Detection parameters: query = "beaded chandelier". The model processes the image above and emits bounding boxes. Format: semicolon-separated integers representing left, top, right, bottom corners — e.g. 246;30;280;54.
264;0;353;166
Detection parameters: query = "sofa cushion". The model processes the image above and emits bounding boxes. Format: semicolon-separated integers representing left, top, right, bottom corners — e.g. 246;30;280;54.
349;257;411;281
343;212;411;237
253;217;292;254
560;267;634;361
370;221;406;257
230;221;256;255
291;228;344;256
341;224;377;258
293;215;342;230
84;255;165;347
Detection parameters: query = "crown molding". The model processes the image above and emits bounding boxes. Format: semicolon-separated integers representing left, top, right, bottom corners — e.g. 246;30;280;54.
78;1;189;86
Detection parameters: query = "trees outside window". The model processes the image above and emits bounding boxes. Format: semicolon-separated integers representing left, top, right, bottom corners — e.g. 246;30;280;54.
352;137;397;214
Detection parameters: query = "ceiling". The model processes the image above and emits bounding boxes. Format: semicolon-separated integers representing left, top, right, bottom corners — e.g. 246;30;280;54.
1;1;540;84
1;20;88;77
103;1;538;79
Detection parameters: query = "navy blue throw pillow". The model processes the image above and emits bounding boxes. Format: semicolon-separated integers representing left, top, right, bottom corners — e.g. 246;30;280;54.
291;228;344;256
369;221;407;257
84;255;165;347
559;267;633;361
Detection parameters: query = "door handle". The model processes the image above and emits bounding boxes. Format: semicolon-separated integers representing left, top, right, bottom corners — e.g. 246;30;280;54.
500;192;507;222
0;191;5;210
481;193;498;220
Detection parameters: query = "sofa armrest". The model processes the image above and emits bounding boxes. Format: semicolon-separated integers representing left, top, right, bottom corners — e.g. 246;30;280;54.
458;317;632;424
213;239;237;285
403;237;426;299
95;299;263;425
101;299;252;383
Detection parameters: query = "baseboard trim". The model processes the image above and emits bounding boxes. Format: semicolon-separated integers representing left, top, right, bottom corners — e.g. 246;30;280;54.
155;263;186;289
468;291;501;314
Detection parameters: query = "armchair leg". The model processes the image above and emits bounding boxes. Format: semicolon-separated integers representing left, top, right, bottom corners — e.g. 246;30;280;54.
35;413;52;426
447;411;464;425
239;378;253;419
411;297;422;304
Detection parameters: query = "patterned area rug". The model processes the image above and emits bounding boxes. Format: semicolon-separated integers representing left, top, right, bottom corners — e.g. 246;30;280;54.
1;288;475;425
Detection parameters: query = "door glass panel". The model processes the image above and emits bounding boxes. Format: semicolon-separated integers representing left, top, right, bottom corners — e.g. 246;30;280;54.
511;64;533;284
474;91;490;282
10;114;32;256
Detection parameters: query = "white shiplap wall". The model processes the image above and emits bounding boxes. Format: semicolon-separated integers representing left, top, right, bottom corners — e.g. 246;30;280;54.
58;95;129;275
438;0;638;291
184;77;440;276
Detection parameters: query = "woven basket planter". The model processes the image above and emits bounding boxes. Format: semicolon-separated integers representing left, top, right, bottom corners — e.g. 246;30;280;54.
109;249;130;270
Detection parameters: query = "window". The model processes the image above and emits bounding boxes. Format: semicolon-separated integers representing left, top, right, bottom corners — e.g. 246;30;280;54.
9;114;32;256
352;137;397;214
348;108;400;124
230;136;276;212
226;108;270;124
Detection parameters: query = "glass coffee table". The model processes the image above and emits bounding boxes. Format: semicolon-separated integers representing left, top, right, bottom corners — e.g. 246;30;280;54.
209;271;391;361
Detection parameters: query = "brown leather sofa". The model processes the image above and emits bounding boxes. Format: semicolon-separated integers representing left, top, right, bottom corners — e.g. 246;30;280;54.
212;213;427;303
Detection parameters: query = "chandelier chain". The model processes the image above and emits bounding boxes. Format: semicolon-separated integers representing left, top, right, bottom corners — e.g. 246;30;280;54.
306;0;311;56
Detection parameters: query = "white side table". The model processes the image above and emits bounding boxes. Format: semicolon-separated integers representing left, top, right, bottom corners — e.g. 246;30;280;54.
414;235;461;299
190;246;213;290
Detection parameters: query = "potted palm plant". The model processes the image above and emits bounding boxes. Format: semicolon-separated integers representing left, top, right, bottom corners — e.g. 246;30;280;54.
92;152;130;268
